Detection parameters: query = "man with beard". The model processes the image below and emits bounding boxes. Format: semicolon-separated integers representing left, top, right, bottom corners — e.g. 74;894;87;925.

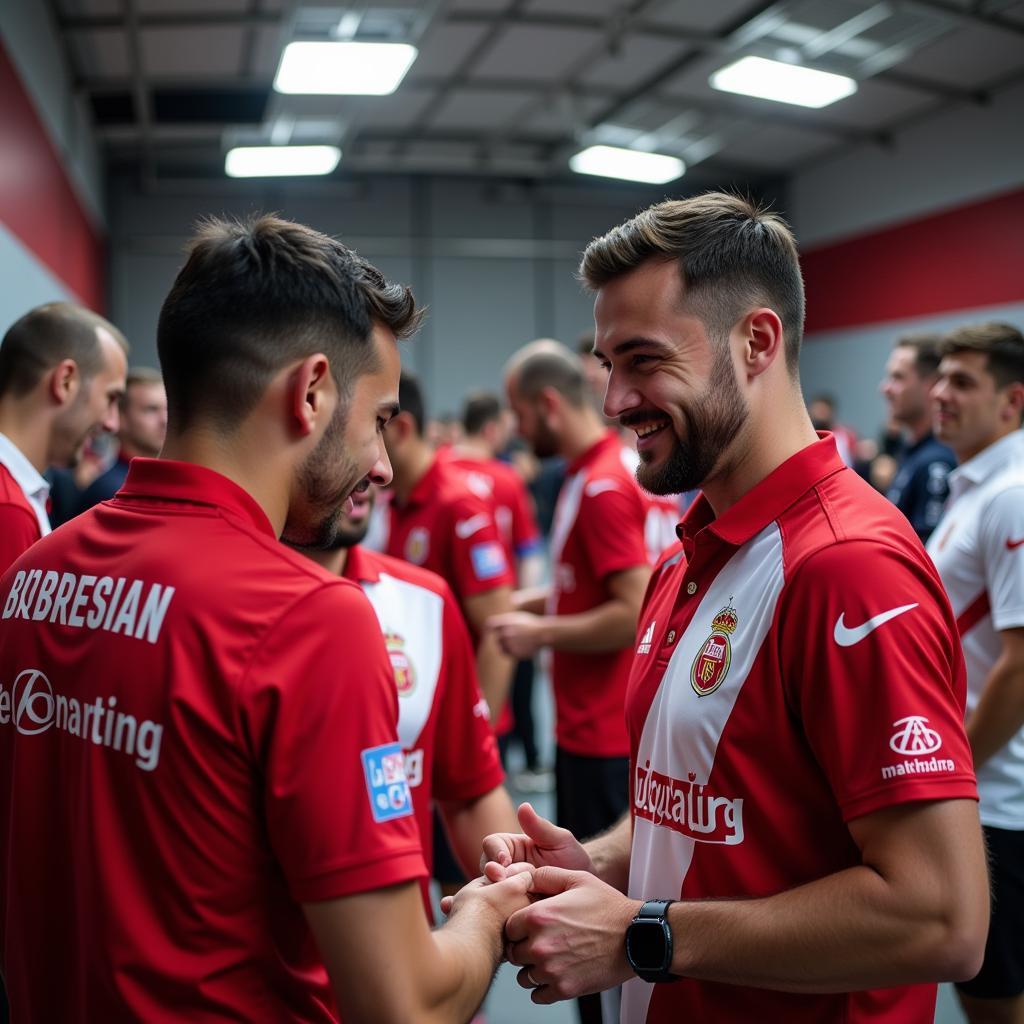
0;302;128;572
490;338;653;1024
289;482;519;919
478;193;988;1024
0;215;533;1023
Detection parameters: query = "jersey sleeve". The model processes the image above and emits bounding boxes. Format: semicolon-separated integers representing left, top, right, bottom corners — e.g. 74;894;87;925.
0;504;42;576
431;585;505;804
446;494;514;599
979;483;1024;631
574;478;649;582
239;582;427;903
779;540;978;822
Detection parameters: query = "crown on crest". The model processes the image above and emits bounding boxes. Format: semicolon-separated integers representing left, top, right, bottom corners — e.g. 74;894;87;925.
711;605;738;634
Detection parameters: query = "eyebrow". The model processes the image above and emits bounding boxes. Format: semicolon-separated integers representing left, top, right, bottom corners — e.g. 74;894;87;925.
593;336;668;360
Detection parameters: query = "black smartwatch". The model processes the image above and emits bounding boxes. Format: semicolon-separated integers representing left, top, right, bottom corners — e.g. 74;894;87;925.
625;899;680;983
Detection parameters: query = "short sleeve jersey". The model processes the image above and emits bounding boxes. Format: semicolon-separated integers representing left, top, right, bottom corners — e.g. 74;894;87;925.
886;432;956;541
343;546;504;914
548;431;651;757
445;453;542;567
927;429;1024;827
623;436;977;1024
384;456;514;628
0;459;425;1023
0;433;50;574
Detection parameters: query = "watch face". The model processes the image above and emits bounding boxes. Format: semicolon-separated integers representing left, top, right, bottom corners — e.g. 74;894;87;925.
627;919;667;970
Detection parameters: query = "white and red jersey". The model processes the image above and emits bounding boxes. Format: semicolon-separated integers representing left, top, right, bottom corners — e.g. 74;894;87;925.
548;431;651;757
343;546;505;915
0;459;425;1023
927;429;1024;828
0;432;49;574
443;452;542;569
624;436;976;1024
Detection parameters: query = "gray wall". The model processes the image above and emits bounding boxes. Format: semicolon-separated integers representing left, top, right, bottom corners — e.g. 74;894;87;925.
108;173;785;416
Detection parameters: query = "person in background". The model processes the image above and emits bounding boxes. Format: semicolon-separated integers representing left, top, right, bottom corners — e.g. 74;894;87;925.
78;367;167;511
808;392;858;466
927;322;1024;1024
0;302;127;572
880;333;956;542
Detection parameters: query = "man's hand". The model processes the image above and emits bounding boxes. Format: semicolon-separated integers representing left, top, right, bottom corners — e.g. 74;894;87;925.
505;867;639;1004
446;870;535;931
487;610;549;660
481;802;593;876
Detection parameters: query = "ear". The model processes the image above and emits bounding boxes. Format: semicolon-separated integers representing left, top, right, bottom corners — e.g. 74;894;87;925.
1003;381;1024;424
386;409;415;445
290;353;333;438
48;359;80;407
538;386;561;421
740;308;786;379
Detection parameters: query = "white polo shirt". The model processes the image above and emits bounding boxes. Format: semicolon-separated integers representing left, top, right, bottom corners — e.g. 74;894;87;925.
0;431;51;537
927;429;1024;828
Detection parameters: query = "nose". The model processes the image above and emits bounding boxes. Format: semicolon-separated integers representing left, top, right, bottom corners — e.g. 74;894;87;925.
930;377;949;403
368;440;393;488
602;369;639;421
102;405;120;434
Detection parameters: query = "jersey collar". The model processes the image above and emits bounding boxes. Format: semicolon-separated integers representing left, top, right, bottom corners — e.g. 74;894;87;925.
949;429;1024;492
342;544;381;584
678;433;846;549
114;458;276;538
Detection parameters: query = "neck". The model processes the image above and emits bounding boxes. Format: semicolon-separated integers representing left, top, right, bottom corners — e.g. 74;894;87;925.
297;543;349;576
160;426;292;537
0;399;54;474
904;414;932;445
955;426;1016;465
453;436;491;460
701;387;819;518
392;440;435;503
118;439;158;461
561;409;608;462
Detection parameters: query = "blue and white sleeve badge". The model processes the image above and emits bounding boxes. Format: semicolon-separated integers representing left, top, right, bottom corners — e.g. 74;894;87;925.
470;540;508;581
361;742;414;823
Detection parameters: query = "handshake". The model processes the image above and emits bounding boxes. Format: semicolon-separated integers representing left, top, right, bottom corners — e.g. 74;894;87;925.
441;802;639;1005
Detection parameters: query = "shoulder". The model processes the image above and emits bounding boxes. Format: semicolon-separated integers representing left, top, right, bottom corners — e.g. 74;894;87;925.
366;549;454;601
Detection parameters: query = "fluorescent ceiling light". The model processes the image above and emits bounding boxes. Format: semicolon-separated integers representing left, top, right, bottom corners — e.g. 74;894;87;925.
225;145;341;178
710;55;856;108
274;41;417;95
569;145;684;185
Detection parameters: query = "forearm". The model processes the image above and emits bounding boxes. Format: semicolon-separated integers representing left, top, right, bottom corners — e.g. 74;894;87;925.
534;599;638;653
441;787;519;877
513;586;549;614
583;814;633;891
966;653;1024;768
425;909;506;1023
475;632;515;719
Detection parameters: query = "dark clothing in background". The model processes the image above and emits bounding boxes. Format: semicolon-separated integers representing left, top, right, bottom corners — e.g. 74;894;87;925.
886;433;956;542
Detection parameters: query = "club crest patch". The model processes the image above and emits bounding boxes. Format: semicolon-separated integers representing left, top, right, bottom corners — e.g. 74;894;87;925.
361;742;414;823
385;632;416;697
690;604;738;697
405;527;429;565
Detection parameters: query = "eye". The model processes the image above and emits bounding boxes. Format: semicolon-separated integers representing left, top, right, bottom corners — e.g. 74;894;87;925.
631;354;655;368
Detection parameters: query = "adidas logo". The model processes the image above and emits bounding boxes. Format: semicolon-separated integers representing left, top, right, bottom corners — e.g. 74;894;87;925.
637;620;656;655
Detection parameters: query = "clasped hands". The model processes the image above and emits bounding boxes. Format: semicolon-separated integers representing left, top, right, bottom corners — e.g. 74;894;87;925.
443;802;638;1004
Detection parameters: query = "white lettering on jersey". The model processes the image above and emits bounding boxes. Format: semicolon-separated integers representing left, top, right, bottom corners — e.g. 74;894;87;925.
832;603;918;647
3;569;175;645
636;620;656;656
360;572;444;750
622;522;784;1024
0;668;163;771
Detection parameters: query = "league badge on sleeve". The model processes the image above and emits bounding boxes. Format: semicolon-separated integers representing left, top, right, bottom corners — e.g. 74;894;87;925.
471;541;508;581
361;742;414;823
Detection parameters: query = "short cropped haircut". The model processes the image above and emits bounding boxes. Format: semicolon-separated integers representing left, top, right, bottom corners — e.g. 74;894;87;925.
462;391;502;435
942;322;1024;391
120;367;164;411
894;333;944;378
398;371;426;435
510;341;588;409
579;192;804;375
0;302;129;399
157;214;422;432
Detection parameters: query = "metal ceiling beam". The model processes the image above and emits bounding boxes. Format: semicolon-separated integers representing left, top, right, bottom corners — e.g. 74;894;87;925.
123;0;155;186
895;0;1024;36
59;11;282;30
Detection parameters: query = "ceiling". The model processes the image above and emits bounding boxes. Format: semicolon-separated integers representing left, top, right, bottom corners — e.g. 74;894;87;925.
52;0;1024;185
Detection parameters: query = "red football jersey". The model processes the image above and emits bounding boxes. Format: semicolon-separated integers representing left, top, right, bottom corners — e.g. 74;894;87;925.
0;461;43;575
622;437;977;1024
548;431;651;757
0;459;425;1023
343;546;504;916
444;453;542;569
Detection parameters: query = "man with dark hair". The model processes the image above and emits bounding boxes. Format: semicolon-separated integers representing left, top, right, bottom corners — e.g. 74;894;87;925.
0;302;127;572
880;333;956;541
479;193;987;1023
927;322;1024;1024
79;367;168;512
490;337;655;1024
0;215;532;1023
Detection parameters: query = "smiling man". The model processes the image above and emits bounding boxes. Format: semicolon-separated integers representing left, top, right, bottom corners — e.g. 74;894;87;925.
480;192;989;1023
926;322;1024;1024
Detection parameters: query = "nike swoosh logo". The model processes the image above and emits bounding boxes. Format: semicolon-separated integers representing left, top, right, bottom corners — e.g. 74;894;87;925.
1008;538;1024;551
833;603;919;647
454;514;490;539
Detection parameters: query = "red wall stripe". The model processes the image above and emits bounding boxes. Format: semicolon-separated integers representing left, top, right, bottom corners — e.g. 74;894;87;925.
801;187;1024;334
0;36;105;311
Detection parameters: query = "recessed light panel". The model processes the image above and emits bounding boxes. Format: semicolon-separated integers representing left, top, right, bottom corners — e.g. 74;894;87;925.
710;56;857;108
274;41;417;96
